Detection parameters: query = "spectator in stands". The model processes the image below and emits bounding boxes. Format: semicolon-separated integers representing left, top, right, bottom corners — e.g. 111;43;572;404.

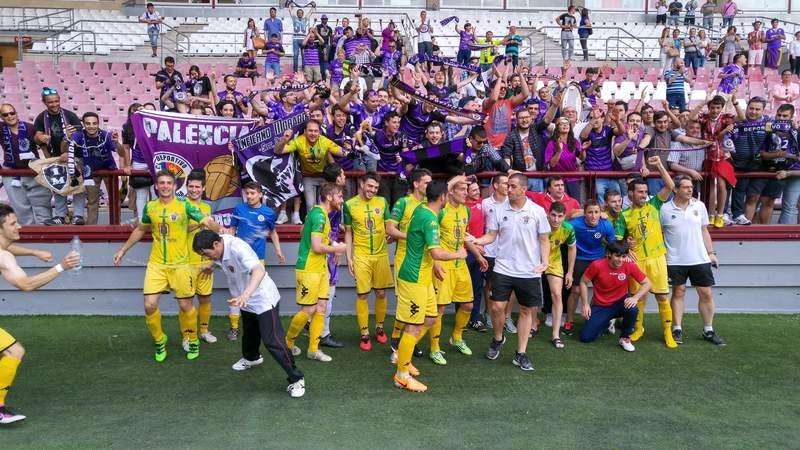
700;0;715;29
32;88;81;226
468;125;511;188
380;40;404;89
720;26;741;66
747;21;765;70
765;19;786;70
477;31;502;73
667;120;709;190
416;11;434;71
790;31;800;76
234;52;259;81
120;103;152;222
580;108;625;203
577;9;592;61
243;18;261;60
289;3;314;73
332;17;349;56
660;27;677;70
683;28;700;75
418;66;456;101
357;17;378;52
664;58;691;110
718;52;746;102
154;56;184;112
65;112;118;225
159;76;190;114
381;20;396;53
545;117;583;199
371;111;407;207
730;97;773;225
556;5;577;61
771;69;800;104
139;2;162;58
528;176;582;219
503;26;523;69
264;7;282;43
264;33;285;77
684;0;697;25
0;103;50;224
328;48;345;95
351;42;377;90
613;111;652;176
217;75;249;119
316;16;333;81
655;0;668;26
483;64;530;154
697;29;710;67
750;103;790;224
721;0;737;29
185;65;214;110
464;177;489;332
776;115;800;224
302;29;324;83
392;29;405;55
668;0;683;27
455;22;476;66
217;100;236;118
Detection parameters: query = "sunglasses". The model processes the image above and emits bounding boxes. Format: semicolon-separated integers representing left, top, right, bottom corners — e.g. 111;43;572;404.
473;138;488;144
41;88;58;96
1;111;16;117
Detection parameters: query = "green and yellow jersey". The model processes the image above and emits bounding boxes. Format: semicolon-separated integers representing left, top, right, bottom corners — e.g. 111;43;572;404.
397;205;441;285
141;198;206;266
296;205;331;272
618;196;667;260
547;221;576;275
388;194;424;259
186;198;212;266
437;202;470;268
343;195;390;256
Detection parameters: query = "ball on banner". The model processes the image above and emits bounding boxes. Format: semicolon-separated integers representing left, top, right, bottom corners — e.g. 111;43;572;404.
204;155;239;201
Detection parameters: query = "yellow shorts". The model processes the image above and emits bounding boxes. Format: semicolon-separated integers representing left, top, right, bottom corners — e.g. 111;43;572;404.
631;256;669;295
393;248;406;282
143;263;194;298
0;327;16;352
296;270;330;306
545;260;564;278
354;254;394;295
191;264;214;296
395;279;437;325
433;261;473;305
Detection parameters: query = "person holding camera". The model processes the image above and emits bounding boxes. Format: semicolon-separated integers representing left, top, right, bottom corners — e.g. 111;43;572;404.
154;57;184;112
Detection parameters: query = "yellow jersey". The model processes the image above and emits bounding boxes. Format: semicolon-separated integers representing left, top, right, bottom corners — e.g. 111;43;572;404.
437;201;470;268
547;221;576;273
141;197;206;265
619;196;667;260
344;195;390;256
296;205;331;273
282;134;341;174
388;194;424;258
186;199;212;265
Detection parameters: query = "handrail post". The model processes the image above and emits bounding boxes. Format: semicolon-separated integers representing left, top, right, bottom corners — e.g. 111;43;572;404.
109;173;121;225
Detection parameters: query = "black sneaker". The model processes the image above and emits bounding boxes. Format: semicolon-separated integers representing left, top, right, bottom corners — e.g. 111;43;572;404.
512;352;535;371
703;330;726;346
672;328;684;344
486;335;506;360
0;405;26;424
44;216;66;226
72;216;85;225
319;334;344;348
413;345;423;358
390;337;400;352
469;320;488;333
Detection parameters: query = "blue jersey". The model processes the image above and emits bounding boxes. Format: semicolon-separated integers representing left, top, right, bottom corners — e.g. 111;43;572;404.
569;217;616;261
230;202;276;260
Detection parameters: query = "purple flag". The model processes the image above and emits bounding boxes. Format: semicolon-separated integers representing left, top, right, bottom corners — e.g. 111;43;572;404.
233;110;308;209
130;110;257;214
400;138;470;164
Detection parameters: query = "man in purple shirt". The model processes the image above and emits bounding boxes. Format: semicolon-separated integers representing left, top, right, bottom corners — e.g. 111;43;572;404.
765;19;786;70
217;75;249;118
263;33;285;77
580;109;625;204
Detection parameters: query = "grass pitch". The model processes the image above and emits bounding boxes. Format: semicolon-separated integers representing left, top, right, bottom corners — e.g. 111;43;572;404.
2;314;798;449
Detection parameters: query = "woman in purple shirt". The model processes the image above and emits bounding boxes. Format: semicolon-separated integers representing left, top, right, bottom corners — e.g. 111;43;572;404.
545;117;584;199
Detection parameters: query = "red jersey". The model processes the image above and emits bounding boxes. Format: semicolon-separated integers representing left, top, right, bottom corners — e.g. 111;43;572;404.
465;199;485;238
526;191;581;216
583;258;647;306
698;112;736;162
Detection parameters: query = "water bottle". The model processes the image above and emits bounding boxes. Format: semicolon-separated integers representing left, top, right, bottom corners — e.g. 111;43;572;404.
71;235;83;274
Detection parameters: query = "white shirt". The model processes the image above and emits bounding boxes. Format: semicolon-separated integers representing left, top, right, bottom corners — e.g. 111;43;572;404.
488;198;551;278
141;10;162;31
791;40;800;58
660;198;712;266
481;194;504;258
418;19;433;43
217;235;280;314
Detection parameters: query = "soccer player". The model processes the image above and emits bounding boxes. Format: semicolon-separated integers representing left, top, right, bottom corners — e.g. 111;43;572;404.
227;182;285;341
393;181;467;392
544;201;576;349
285;183;347;362
343;172;394;351
617;156;678;348
113;170;221;362
468;173;551;371
578;240;651;352
191;230;306;398
0;204;80;423
183;170;217;349
661;175;726;346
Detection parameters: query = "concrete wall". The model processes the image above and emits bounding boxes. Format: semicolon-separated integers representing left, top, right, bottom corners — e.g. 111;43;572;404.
0;240;797;315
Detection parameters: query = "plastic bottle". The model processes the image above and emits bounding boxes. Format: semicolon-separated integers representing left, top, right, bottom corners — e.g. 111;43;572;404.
71;235;83;274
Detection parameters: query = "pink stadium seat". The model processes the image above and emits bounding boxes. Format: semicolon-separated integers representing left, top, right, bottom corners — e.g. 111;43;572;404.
145;63;160;73
628;67;644;80
749;70;763;82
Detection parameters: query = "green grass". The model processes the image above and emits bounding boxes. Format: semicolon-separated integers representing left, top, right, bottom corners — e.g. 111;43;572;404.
2;314;799;449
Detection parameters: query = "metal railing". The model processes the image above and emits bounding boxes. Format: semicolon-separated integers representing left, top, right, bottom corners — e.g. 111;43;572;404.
526;26;646;67
160;22;191;63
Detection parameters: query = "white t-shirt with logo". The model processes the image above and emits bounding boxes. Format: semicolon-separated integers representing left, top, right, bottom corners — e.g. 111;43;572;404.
217;234;280;315
487;198;551;278
660;198;712;266
418;19;433;43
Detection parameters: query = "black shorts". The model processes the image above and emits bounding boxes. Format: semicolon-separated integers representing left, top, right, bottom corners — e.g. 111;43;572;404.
491;273;543;308
668;263;715;287
484;256;496;284
573;259;593;286
747;177;784;199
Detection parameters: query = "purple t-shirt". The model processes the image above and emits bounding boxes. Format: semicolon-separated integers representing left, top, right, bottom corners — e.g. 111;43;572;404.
766;28;785;50
349;103;392;129
329;59;344;84
459;31;474;51
584;126;614;171
327;208;341;285
217;89;249;118
718;64;745;94
380;50;401;78
302;40;321;66
544;139;581;181
327;124;356;171
372;129;403;172
613;129;646;170
268;101;305;121
264;42;284;63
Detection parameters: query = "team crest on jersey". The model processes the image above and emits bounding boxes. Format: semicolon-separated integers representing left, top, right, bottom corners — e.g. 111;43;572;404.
153;152;192;195
454;225;462;238
366;216;375;230
257;214;265;222
170;213;179;222
374;207;381;214
617;273;626;281
693;210;699;216
593;232;601;239
554;239;562;246
522;215;530;224
227;265;235;272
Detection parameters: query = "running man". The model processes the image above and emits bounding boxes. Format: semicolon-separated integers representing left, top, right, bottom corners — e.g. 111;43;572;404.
191;230;306;398
617;156;678;348
113;170;221;362
344;172;394;351
661;175;726;346
0;204;80;424
393;181;467;393
228;182;285;341
543;201;576;349
285;183;347;362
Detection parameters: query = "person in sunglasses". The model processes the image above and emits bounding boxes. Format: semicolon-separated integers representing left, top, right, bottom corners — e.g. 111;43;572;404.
0;104;52;224
32;87;82;226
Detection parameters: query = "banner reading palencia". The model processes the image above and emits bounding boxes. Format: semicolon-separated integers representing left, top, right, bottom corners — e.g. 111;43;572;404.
233;110;308;208
130;110;257;213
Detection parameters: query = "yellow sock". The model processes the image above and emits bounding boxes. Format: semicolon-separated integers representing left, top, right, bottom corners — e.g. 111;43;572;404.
229;314;240;330
452;308;471;343
630;299;646;341
658;300;678;348
0;356;21;405
429;314;443;353
356;297;370;335
145;309;164;342
198;303;211;334
308;312;325;353
391;320;404;339
396;332;419;378
180;308;199;341
419;325;430;340
375;296;387;329
178;309;188;340
285;310;310;348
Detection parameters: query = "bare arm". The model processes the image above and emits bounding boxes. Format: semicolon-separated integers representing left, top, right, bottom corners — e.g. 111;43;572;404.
269;228;285;264
430;247;468;262
386;221;405;240
113;223;149;265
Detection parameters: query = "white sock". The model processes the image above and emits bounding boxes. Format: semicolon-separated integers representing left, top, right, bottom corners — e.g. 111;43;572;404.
323;286;336;337
703;325;713;333
673;325;682;331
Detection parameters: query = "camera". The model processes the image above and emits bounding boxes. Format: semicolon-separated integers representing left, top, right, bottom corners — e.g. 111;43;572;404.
315;84;331;99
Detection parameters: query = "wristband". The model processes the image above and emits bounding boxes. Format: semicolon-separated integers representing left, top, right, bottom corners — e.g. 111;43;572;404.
55;264;64;273
708;251;716;255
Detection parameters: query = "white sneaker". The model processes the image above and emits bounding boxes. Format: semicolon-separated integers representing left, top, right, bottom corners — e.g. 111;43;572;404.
307;350;332;362
0;406;26;424
733;214;752;225
200;332;217;343
276;210;289;224
504;317;518;334
544;313;553;328
182;339;190;352
287;378;306;398
232;356;264;371
291;345;302;356
607;320;616;335
291;212;303;225
619;337;636;352
390;350;398;364
722;213;734;226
